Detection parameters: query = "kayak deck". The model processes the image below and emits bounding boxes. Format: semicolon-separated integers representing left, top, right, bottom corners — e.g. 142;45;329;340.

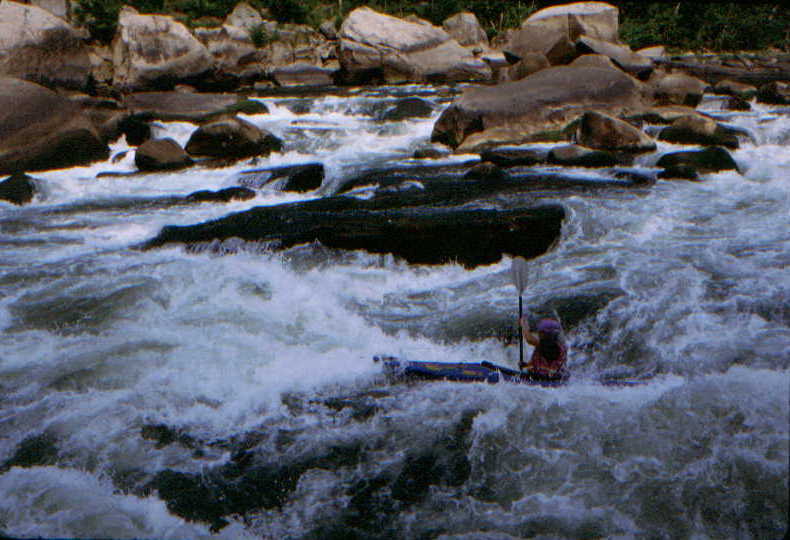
374;356;568;387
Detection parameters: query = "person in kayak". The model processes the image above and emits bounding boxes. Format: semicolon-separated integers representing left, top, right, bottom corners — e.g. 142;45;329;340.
519;317;568;381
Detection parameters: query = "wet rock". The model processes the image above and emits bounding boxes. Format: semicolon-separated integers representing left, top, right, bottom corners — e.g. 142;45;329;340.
463;162;508;182
479;148;544;167
431;66;649;151
722;96;751;111
547;145;619;168
271;63;335;87
576;111;656;153
650;72;709;107
141;424;197;449
144;195;565;269
135;138;193;171
0;77;109;174
658;115;739;149
0;1;91;90
413;146;449;159
123;91;267;124
186;187;256;203
185;117;283;159
337;7;491;85
0;173;37;205
236;162;324;192
756;81;789;105
657;164;699;181
381;97;435;121
629;106;710;125
118;116;151;146
1;433;58;472
112;7;213;91
656;147;738;176
713;79;757;99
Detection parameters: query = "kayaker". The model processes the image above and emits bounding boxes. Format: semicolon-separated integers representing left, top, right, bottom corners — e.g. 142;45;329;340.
518;317;568;381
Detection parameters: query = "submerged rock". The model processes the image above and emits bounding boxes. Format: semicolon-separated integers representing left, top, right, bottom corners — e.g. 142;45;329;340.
186;186;255;203
236;163;324;192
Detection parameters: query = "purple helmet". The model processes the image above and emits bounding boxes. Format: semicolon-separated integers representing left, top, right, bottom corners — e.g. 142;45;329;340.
536;319;561;335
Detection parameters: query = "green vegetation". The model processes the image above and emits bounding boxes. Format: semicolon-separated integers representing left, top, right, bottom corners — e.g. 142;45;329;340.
73;0;787;52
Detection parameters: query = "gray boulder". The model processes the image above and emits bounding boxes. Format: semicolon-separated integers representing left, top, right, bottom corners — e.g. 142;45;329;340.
123;91;267;123
271;63;335;87
576;36;653;79
431;65;650;151
185;116;282;159
135;138;193;171
0;77;108;174
112;7;214;91
338;7;491;84
576;111;656;153
0;0;91;90
442;12;488;48
656;147;739;176
224;2;264;31
504;52;551;82
547;144;619;167
649;71;709;107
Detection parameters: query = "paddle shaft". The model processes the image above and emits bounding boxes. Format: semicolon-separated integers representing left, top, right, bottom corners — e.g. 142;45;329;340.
518;295;524;369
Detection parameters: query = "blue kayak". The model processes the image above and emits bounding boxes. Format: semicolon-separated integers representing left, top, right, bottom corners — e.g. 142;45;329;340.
374;356;569;386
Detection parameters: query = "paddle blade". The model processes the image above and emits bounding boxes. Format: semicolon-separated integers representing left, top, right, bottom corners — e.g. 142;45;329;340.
510;257;529;294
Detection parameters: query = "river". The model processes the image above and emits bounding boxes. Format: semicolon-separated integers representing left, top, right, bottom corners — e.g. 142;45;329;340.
0;85;788;539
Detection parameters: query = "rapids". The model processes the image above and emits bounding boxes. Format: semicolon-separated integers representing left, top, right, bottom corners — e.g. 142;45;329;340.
0;86;788;539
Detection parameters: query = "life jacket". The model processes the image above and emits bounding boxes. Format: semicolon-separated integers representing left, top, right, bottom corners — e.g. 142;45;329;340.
529;340;568;377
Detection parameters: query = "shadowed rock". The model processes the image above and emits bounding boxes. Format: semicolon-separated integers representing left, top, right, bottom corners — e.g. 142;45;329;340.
381;97;435;121
0;77;109;174
0;173;37;205
186;187;255;203
236;163;324;192
657;147;738;176
548;145;620;167
135;138;193;171
185;117;282;159
143;194;565;269
658;115;740;149
576;111;656;153
756;82;789;105
123;91;267;124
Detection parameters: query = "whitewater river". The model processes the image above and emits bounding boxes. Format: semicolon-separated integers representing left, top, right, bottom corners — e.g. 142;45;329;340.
0;85;787;539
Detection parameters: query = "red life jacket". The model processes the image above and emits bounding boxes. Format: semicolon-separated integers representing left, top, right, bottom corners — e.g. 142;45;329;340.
529;340;568;377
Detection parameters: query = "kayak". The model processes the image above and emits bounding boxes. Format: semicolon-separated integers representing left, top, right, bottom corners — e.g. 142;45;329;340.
374;356;569;387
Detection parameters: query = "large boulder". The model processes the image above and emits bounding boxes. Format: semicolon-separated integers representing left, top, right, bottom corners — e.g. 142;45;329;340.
123;91;267;123
431;65;649;151
0;77;108;174
576;36;653;79
504;1;619;65
442;12;488;49
504;52;551;82
0;0;90;90
270;63;335;87
185;116;282;159
656;147;738;176
112;7;214;91
224;2;264;31
195;24;261;86
135;138;193;171
338;7;491;84
576;111;656;152
649;71;709;106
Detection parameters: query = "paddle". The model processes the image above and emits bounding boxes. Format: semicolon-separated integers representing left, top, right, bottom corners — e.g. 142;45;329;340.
510;257;529;370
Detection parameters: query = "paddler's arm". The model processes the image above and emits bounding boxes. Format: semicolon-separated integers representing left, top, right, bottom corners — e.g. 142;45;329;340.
519;316;539;346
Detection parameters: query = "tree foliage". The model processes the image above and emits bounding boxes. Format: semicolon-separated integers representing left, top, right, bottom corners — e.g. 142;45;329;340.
73;0;788;51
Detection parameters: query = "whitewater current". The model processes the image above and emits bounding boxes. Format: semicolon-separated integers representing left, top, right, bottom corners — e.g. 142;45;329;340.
0;86;787;539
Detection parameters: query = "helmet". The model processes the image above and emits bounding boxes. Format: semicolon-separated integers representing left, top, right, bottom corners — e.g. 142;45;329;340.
536;319;561;335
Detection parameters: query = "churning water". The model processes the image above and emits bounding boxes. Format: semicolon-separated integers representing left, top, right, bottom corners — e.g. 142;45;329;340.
0;86;787;539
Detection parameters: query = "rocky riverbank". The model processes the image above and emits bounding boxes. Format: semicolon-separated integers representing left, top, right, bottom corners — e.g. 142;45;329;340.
1;0;788;264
